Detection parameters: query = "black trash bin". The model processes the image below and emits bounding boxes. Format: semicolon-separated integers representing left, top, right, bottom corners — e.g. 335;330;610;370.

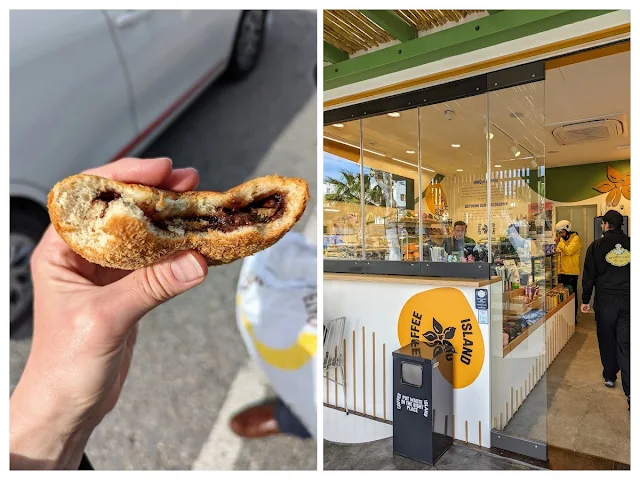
392;340;454;466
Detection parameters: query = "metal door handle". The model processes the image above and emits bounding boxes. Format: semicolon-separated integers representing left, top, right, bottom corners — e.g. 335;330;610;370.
114;10;151;28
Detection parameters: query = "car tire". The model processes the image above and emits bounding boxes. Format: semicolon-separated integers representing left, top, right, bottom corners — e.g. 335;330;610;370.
10;202;48;334
224;10;267;81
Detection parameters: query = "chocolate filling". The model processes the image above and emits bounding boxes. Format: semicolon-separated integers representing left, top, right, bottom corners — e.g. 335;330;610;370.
95;190;121;203
153;193;285;234
93;190;121;218
91;190;286;234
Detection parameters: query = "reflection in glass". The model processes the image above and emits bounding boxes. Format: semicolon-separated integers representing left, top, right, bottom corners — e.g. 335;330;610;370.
362;109;420;262
419;94;490;264
323;120;363;260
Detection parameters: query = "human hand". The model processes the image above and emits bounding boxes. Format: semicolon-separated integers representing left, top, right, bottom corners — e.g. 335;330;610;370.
10;158;208;470
580;303;591;314
554;236;561;244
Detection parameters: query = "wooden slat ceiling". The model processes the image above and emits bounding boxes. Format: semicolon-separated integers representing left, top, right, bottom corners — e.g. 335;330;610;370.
324;10;484;56
324;10;395;55
394;10;482;31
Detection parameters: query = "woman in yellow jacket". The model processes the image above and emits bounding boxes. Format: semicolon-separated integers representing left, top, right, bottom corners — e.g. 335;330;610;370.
555;220;582;320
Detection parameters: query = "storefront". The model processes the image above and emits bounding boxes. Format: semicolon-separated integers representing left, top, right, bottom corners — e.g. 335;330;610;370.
322;9;630;469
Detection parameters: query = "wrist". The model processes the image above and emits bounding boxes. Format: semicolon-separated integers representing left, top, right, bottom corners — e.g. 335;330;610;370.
10;382;94;470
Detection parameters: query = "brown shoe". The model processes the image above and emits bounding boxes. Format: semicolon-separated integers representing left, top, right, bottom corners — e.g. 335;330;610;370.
230;404;282;438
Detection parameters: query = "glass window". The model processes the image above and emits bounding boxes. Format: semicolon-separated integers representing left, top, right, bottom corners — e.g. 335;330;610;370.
323;120;363;260
419;95;490;264
489;80;548;446
361;109;420;262
488;82;547;284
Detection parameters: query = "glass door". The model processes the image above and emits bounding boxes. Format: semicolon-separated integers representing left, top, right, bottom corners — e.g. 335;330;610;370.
489;73;549;460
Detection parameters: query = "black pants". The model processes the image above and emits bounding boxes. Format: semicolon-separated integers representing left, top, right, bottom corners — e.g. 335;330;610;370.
558;274;579;320
595;298;630;397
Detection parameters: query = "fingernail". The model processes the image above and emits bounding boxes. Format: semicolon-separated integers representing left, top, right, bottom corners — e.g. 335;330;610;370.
153;157;173;165
171;253;205;283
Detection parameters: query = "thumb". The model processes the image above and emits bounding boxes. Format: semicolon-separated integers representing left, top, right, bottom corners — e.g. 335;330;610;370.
104;251;208;333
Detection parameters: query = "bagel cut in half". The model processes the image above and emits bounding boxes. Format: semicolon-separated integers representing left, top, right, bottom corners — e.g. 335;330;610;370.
48;174;309;270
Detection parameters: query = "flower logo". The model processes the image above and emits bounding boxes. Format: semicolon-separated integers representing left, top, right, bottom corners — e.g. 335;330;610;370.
422;317;455;357
593;166;630;207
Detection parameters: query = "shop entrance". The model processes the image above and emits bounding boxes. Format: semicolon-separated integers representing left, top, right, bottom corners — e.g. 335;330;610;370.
491;43;630;467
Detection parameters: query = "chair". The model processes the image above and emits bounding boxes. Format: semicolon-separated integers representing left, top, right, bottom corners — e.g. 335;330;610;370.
323;316;348;414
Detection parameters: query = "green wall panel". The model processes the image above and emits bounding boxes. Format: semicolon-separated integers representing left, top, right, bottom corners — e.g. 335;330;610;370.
530;159;630;202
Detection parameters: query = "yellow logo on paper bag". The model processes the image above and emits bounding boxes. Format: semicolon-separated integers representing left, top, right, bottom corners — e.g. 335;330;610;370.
238;295;317;371
398;288;485;389
605;244;630;267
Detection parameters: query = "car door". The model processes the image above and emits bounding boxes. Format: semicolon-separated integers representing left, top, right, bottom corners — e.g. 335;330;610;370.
104;10;239;137
10;10;137;197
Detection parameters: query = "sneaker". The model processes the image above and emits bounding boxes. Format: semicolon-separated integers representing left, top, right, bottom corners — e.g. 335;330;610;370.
604;378;616;388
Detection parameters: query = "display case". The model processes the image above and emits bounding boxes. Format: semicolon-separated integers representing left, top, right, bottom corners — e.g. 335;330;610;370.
544;252;560;289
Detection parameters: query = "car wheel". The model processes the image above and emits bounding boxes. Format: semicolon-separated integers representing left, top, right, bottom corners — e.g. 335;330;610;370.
10;204;48;333
224;10;267;80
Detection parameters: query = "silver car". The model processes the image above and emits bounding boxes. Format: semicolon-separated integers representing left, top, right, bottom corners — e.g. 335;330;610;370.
10;10;269;329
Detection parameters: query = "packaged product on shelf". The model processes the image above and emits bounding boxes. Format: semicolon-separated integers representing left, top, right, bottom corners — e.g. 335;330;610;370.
521;309;545;325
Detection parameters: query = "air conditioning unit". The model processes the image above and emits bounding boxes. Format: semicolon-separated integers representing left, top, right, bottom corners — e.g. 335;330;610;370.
551;115;626;146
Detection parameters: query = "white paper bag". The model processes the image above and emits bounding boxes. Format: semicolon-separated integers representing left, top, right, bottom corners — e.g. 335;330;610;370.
236;232;317;438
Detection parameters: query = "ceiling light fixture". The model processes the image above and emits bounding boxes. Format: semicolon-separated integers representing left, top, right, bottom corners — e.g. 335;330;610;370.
494;165;502;168
387;112;401;118
323;136;357;149
456;169;464;172
332;123;344;128
323;208;340;212
406;150;415;154
322;136;386;157
484;127;494;140
511;145;521;157
364;148;386;157
391;157;435;173
451;144;461;148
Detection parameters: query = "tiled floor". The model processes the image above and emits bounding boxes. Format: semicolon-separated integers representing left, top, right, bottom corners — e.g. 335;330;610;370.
502;312;630;465
323;439;543;470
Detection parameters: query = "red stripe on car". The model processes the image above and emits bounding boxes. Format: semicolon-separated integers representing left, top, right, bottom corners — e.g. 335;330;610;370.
110;58;227;162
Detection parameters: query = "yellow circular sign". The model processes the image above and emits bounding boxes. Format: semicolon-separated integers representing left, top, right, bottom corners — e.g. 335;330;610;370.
397;287;485;389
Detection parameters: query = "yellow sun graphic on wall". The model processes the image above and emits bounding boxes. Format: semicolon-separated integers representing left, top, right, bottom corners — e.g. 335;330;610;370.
593;166;630;207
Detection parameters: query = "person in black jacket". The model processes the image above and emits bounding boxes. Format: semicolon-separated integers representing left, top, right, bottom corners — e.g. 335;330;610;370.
581;210;630;410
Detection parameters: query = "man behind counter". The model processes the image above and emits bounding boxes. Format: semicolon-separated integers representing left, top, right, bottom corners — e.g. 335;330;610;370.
442;221;476;257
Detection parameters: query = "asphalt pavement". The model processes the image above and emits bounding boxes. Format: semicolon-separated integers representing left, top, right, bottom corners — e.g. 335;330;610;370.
10;10;317;470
